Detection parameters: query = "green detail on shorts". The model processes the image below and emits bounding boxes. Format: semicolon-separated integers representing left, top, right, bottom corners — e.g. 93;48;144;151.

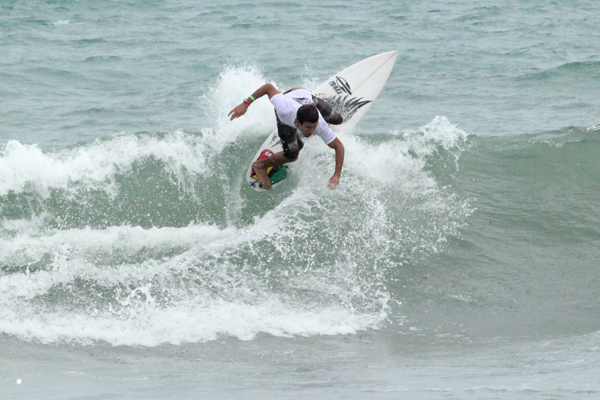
269;166;288;184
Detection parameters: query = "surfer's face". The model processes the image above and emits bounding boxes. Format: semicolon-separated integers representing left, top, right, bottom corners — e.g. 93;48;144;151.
295;120;318;137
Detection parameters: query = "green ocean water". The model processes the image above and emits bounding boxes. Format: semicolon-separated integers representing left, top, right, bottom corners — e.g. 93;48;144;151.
2;1;600;398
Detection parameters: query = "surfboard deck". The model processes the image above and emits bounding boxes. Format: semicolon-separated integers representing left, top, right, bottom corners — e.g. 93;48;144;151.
246;50;398;191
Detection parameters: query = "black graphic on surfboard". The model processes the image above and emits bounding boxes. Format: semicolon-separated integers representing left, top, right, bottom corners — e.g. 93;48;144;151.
315;76;372;122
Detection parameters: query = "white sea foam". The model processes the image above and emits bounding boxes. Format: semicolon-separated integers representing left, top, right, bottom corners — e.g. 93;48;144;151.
0;223;235;264
207;65;278;141
0;297;385;346
0;130;212;197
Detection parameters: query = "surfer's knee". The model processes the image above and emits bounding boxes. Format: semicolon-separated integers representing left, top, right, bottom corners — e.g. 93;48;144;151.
284;154;298;162
313;96;343;125
280;129;304;161
283;145;300;161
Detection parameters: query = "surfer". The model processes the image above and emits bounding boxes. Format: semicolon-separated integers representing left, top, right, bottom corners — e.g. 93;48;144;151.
228;83;345;190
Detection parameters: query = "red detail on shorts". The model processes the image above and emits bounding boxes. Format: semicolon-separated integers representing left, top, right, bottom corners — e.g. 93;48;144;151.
258;149;273;160
251;149;273;177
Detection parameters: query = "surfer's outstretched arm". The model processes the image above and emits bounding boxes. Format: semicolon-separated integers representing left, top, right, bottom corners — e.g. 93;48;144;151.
228;83;281;120
327;137;344;188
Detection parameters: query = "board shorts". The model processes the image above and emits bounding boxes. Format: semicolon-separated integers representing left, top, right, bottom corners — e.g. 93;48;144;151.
276;113;304;160
276;94;342;160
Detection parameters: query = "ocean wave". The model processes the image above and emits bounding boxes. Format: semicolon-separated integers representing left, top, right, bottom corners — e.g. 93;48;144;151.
0;65;472;346
515;60;600;82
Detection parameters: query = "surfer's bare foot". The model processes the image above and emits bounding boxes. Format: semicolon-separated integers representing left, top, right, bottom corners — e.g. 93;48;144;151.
252;161;272;190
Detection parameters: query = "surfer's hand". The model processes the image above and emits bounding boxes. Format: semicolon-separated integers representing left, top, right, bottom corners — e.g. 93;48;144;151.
228;103;249;120
328;174;340;188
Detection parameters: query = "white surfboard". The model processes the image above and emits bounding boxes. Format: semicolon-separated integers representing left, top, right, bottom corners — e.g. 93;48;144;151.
246;50;398;191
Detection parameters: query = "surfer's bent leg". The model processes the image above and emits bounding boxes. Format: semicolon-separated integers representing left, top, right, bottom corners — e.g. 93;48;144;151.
277;115;303;161
313;96;343;125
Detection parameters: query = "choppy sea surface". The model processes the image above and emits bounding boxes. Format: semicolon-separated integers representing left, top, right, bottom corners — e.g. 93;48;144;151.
2;1;600;399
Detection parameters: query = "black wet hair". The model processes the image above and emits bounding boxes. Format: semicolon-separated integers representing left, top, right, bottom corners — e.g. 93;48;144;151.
296;104;319;125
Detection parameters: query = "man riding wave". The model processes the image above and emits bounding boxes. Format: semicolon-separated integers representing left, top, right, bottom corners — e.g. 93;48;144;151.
229;84;344;190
